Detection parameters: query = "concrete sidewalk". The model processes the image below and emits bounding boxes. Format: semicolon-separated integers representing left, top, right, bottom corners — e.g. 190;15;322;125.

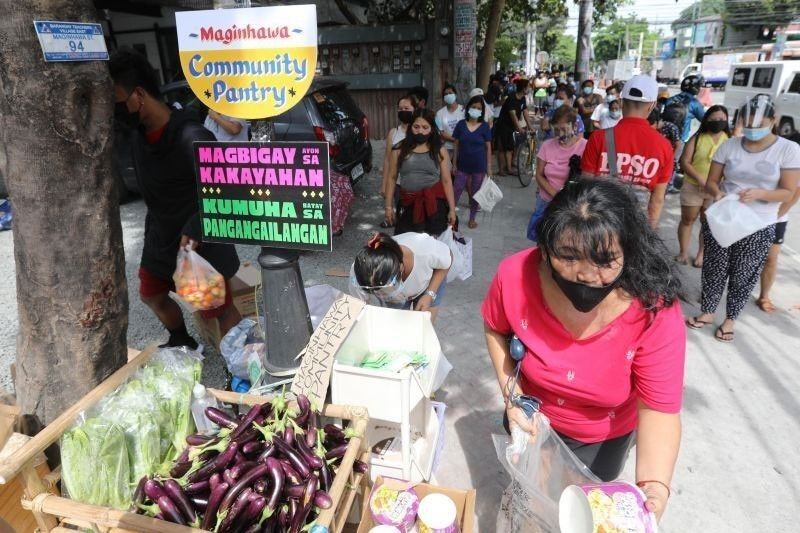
425;145;800;532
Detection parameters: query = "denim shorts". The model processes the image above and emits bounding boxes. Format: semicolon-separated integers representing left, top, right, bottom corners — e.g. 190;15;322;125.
386;278;448;310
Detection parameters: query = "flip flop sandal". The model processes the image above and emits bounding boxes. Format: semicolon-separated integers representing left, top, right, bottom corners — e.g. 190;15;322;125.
756;298;776;313
715;325;734;343
692;259;703;268
674;256;690;266
379;220;394;228
686;317;712;330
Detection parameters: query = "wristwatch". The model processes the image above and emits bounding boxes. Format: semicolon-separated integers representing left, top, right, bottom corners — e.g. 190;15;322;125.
425;289;437;300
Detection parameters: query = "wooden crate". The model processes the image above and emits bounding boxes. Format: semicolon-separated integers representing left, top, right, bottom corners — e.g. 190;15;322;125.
0;345;370;533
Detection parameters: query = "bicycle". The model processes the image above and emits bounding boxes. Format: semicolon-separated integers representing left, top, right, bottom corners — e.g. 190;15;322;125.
513;128;538;188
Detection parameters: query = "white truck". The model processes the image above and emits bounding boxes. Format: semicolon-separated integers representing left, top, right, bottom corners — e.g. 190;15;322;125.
606;59;636;82
657;58;688;84
701;53;742;88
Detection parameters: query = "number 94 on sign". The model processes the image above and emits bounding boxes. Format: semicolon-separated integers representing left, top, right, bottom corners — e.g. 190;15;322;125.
68;41;85;52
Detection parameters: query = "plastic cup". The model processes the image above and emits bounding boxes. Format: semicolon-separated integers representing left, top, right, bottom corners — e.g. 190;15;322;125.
559;481;657;533
416;493;459;533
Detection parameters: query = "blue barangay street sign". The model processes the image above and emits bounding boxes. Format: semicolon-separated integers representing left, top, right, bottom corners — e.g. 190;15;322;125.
33;21;109;62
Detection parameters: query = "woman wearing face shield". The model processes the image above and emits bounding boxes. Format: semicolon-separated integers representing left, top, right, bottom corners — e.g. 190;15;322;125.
351;232;452;322
483;178;685;521
687;95;800;342
527;105;587;241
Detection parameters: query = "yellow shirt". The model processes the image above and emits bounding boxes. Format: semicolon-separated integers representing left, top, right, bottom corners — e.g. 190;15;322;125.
686;132;727;185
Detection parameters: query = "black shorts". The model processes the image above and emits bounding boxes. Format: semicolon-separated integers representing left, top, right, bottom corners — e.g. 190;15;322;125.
774;221;787;245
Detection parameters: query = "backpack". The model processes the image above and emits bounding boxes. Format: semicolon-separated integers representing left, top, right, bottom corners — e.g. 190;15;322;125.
662;93;690;129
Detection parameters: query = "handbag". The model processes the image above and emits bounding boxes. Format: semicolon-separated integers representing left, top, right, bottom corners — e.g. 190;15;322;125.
472;175;503;212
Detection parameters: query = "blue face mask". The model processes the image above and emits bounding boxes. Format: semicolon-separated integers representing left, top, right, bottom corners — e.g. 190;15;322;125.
583;87;593;95
468;108;482;119
742;127;771;141
553;99;564;109
443;93;457;105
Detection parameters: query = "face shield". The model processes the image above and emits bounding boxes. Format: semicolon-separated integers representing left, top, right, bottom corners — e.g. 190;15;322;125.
349;272;407;305
739;94;775;130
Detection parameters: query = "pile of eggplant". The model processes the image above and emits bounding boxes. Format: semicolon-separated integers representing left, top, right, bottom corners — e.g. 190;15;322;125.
131;391;367;532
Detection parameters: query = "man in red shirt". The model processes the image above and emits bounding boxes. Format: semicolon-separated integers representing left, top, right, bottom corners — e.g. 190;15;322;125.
581;75;674;227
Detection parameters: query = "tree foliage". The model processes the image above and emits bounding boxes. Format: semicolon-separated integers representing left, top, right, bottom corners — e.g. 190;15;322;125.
494;35;520;68
552;34;578;66
592;16;661;64
723;0;798;27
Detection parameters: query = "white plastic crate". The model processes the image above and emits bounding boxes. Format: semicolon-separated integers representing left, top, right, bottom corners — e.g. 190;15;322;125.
366;399;443;482
331;305;450;423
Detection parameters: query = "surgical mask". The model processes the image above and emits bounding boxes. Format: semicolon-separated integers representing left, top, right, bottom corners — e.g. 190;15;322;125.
557;131;574;145
397;110;413;124
606;95;617;104
553;99;564;109
549;258;622;313
706;120;727;133
115;101;141;129
444;93;457;105
413;132;430;144
468;108;482;119
350;273;407;305
583;87;593;95
742;127;770;141
609;110;622;119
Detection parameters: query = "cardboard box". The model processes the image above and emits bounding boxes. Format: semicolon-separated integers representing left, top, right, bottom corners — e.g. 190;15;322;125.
331;306;451;423
356;476;476;533
191;262;261;350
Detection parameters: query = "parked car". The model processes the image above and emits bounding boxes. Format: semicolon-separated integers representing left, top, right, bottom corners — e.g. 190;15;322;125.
724;61;800;132
161;78;373;184
776;70;800;137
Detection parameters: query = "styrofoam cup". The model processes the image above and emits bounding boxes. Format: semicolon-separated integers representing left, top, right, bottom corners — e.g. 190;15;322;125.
559;481;657;533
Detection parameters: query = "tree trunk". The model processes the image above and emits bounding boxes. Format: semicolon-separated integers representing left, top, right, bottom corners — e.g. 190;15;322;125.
0;0;128;424
477;0;506;90
575;0;593;82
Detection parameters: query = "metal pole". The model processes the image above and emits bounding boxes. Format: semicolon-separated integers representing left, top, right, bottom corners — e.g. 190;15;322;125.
637;32;644;69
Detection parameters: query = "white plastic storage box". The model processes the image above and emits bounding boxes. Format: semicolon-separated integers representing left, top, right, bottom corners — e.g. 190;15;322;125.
331;305;450;423
366;399;444;482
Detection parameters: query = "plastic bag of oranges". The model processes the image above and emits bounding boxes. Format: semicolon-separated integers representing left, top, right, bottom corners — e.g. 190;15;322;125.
173;246;226;311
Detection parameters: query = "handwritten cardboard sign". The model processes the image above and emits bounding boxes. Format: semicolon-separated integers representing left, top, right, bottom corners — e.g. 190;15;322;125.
291;295;365;407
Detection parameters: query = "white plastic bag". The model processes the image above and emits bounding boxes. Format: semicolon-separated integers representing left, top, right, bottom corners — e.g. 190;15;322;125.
705;194;773;247
494;413;599;532
473;175;503;212
437;227;473;282
220;318;266;381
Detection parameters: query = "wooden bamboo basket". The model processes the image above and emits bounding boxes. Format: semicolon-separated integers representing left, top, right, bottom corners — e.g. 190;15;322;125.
0;345;370;533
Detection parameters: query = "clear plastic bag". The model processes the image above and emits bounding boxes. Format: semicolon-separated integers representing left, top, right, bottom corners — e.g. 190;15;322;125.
173;246;226;311
220;318;267;381
705;194;773;247
494;413;599;532
472;175;503;212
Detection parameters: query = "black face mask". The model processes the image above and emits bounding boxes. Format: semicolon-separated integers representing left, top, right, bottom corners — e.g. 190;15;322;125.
397;110;413;125
706;120;727;133
549;258;622;313
413;132;430;145
115;101;141;129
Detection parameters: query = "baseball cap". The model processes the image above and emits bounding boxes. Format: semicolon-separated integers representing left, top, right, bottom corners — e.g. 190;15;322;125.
469;88;484;98
621;75;658;102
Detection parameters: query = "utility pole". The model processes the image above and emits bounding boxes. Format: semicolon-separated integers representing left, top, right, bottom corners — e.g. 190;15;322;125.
689;1;699;62
575;0;593;82
637;32;644;69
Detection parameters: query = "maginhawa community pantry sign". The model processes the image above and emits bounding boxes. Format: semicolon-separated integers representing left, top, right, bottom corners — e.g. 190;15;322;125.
175;4;317;119
195;141;332;251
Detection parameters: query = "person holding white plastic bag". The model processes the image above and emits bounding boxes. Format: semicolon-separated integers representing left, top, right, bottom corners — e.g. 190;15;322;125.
687;95;800;342
483;179;685;521
350;232;451;322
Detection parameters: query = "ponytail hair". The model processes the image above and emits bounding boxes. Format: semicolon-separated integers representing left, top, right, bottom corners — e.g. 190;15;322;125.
354;233;403;287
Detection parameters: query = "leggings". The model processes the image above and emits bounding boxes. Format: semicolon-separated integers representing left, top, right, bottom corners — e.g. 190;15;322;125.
453;171;484;222
700;220;776;320
503;413;635;482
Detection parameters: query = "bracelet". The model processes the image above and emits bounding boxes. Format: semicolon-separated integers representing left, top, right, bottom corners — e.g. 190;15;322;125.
636;480;671;499
425;289;437;300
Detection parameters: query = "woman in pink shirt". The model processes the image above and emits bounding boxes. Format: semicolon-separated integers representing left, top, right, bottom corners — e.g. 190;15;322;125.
483;178;685;521
527;105;587;241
